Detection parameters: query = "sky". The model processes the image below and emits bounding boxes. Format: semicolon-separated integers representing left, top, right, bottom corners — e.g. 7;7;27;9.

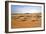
11;5;42;13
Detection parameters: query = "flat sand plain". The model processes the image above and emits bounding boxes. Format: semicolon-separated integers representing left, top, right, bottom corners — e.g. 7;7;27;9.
11;13;41;29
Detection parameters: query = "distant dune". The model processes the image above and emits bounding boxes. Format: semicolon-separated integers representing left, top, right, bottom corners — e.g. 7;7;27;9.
11;13;41;29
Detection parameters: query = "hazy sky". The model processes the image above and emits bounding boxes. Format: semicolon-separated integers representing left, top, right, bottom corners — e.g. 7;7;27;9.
11;5;42;13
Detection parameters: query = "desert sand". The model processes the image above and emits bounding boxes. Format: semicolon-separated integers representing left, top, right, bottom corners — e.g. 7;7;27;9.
11;13;41;29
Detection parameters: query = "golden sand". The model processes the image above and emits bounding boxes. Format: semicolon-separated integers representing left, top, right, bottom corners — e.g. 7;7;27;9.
11;13;41;29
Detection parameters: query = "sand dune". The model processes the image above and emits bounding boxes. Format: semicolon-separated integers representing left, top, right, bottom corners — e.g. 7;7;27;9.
11;13;41;29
